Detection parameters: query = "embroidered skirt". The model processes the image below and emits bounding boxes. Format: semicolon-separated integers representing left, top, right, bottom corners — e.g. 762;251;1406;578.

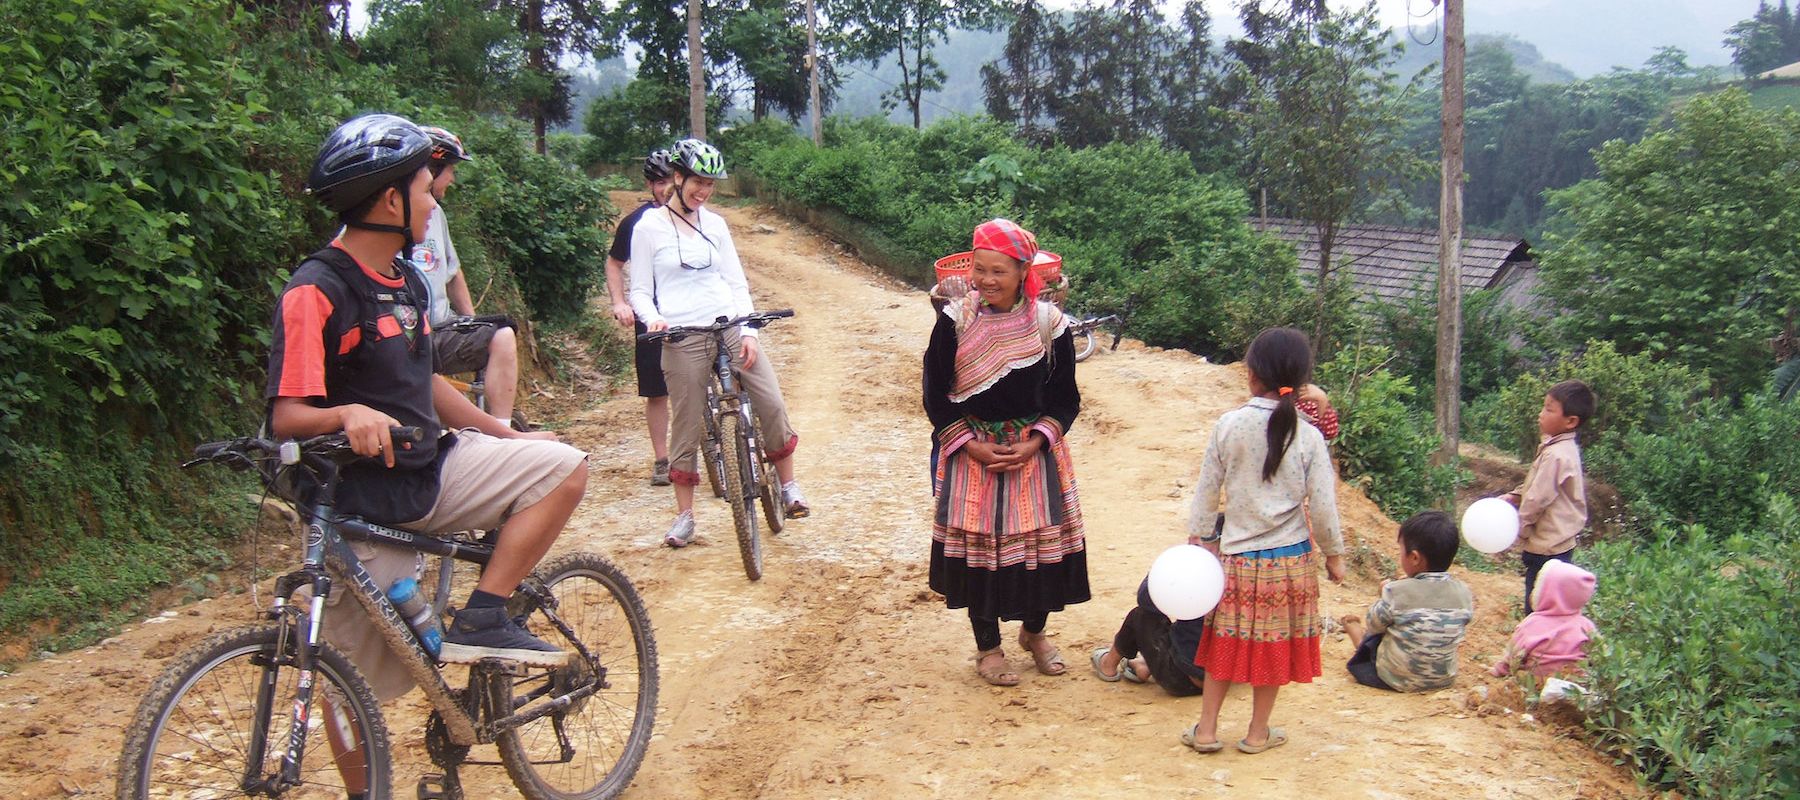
928;427;1089;621
1195;540;1322;686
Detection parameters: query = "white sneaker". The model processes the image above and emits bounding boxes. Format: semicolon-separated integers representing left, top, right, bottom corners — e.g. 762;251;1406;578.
781;481;810;519
664;511;696;548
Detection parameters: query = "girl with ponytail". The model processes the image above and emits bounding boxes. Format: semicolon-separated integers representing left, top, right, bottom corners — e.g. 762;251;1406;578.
1179;327;1346;755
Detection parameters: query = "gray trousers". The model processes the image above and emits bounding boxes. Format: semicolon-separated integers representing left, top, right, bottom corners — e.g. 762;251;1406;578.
661;327;797;485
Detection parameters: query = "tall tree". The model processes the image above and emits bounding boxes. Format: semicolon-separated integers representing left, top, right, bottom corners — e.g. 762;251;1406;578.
1538;89;1800;397
716;0;839;121
838;0;1006;128
364;0;524;114
495;0;612;153
1236;0;1425;348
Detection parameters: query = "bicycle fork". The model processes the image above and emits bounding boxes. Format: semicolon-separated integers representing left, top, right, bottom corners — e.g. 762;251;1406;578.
250;522;336;794
714;345;762;490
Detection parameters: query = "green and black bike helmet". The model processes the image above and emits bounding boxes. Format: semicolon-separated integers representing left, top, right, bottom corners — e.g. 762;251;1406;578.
671;138;727;180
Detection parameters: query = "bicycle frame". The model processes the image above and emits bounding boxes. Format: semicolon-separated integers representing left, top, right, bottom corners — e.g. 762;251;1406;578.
702;333;764;493
253;475;601;791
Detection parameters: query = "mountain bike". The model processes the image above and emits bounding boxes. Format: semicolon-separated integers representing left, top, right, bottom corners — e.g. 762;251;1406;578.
639;310;794;581
117;427;658;800
1070;313;1122;363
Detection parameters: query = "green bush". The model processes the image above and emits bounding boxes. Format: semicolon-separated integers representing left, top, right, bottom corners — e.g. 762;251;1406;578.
1583;498;1800;799
1592;396;1800;537
1463;340;1706;461
451;116;615;325
1317;345;1460;518
1368;286;1541;404
733;116;1298;359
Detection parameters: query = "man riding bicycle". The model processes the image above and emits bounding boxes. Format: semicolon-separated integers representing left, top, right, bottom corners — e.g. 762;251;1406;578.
269;113;588;684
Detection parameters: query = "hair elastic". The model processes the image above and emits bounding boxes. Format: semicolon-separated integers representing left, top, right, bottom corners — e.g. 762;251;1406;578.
1278;386;1294;396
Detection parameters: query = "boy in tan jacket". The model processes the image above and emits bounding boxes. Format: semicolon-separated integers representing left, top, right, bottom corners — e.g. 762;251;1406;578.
1501;380;1595;613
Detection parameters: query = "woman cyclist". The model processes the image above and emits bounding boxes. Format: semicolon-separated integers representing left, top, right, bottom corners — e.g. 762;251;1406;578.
628;139;808;547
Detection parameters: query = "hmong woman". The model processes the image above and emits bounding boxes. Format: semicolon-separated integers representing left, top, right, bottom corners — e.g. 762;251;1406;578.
1181;326;1346;755
923;218;1090;686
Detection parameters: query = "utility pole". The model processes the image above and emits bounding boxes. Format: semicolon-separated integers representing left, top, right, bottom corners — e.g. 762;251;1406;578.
687;0;705;138
806;0;822;146
1433;0;1465;467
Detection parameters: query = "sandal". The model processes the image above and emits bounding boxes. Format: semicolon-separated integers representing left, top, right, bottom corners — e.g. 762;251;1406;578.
975;647;1020;686
1018;631;1066;676
1236;727;1288;755
1090;647;1123;682
1181;723;1226;754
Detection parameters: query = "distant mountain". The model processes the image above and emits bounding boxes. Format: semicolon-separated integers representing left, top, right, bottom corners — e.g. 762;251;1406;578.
1460;0;1743;77
827;26;1584;125
831;28;1008;123
1392;33;1578;85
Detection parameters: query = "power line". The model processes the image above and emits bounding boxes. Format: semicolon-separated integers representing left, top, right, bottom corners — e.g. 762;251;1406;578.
1406;0;1440;47
837;61;974;120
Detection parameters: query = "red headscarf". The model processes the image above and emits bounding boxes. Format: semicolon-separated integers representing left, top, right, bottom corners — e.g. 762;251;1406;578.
971;218;1043;301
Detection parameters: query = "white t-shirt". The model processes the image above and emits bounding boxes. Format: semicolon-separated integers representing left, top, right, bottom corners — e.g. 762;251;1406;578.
410;208;460;326
627;206;758;336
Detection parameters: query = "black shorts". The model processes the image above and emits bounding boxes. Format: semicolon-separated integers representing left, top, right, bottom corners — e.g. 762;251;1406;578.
633;320;667;398
433;319;501;375
1347;632;1397;691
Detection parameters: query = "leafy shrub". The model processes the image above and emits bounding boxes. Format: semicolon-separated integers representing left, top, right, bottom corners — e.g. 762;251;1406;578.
1317;345;1460;518
1367;286;1541;404
734;118;1297;359
451;116;615;324
1583;498;1800;799
1591;395;1800;537
1463;340;1705;461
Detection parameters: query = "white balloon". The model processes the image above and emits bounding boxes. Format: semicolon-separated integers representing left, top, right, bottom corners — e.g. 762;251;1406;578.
1147;545;1226;621
1462;497;1520;554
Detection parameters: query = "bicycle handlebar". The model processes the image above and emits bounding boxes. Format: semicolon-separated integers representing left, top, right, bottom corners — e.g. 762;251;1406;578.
186;426;425;469
636;309;795;343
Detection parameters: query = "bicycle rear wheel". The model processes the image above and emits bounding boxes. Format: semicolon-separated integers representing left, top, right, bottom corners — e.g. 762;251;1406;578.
1074;328;1097;362
753;417;784;535
719;412;763;580
117;622;391;800
498;552;659;800
702;436;725;499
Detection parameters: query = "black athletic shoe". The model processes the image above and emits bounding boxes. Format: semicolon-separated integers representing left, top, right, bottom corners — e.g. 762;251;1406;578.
440;605;568;667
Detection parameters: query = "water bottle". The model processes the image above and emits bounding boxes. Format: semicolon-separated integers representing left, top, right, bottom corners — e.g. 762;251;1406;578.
387;577;442;657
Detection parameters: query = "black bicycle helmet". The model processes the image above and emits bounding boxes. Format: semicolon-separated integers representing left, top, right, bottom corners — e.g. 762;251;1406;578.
421;125;475;166
644;148;675;181
307;114;435;212
671;138;727;179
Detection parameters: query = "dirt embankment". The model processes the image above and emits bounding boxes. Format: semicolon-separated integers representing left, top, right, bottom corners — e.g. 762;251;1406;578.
0;194;1643;799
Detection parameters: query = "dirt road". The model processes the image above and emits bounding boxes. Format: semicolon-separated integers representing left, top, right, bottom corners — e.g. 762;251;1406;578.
0;194;1642;799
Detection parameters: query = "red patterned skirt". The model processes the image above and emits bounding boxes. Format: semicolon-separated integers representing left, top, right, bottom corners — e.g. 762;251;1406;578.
1195;540;1322;686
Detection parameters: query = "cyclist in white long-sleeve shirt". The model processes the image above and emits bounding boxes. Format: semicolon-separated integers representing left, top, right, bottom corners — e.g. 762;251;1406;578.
629;139;808;547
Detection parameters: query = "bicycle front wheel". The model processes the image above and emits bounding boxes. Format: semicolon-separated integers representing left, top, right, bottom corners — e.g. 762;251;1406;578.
117;622;391;800
718;412;763;580
499;552;659;800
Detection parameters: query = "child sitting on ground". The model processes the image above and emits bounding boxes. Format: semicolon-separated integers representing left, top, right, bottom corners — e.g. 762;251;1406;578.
1491;559;1596;679
1500;379;1595;613
1091;576;1209;696
1340;511;1476;692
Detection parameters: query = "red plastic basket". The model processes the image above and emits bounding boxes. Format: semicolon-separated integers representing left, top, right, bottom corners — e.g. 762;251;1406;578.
933;250;1063;284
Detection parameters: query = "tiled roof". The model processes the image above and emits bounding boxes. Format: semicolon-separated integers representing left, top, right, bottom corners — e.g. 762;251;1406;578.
1251;217;1533;302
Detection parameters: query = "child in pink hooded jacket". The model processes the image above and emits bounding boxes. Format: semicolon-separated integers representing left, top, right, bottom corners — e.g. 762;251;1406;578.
1492;559;1597;678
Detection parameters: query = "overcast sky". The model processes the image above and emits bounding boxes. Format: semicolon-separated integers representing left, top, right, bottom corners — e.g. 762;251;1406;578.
351;0;1760;76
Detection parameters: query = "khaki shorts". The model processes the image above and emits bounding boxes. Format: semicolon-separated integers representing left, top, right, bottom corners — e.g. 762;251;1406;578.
315;430;588;701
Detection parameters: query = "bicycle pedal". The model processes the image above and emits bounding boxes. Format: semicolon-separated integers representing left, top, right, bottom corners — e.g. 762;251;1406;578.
416;773;464;800
476;656;528;676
